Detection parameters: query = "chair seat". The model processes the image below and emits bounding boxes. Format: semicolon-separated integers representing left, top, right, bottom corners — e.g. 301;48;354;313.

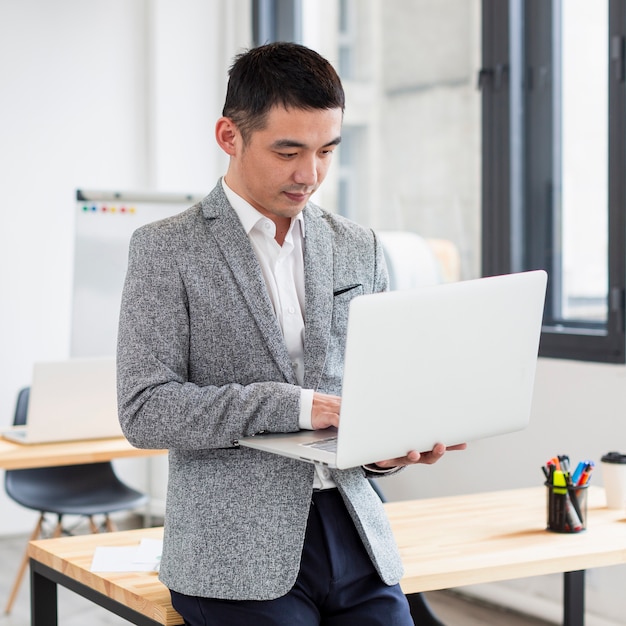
5;462;148;516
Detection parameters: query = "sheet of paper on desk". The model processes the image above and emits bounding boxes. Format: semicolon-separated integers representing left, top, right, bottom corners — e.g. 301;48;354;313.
91;538;162;572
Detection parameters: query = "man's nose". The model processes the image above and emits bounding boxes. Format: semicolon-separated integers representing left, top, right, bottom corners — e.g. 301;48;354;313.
293;155;319;187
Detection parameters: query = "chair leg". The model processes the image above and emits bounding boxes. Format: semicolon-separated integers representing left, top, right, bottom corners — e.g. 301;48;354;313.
88;516;100;533
4;513;45;615
52;514;64;538
104;515;117;532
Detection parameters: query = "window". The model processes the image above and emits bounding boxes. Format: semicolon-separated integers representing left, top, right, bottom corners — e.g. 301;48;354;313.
255;0;508;293
482;0;626;363
259;0;483;283
252;0;302;45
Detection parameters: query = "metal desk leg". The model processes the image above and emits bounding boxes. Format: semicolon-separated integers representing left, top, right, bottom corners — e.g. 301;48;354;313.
29;558;165;626
30;564;58;626
564;570;585;626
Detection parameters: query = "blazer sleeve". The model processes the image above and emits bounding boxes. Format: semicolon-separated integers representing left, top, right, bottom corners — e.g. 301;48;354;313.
116;220;302;451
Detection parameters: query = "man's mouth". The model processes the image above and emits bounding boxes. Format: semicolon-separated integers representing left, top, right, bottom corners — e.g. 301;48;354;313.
283;190;310;203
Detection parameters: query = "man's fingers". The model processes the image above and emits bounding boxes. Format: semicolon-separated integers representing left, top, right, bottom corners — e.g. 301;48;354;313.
311;392;341;429
373;442;467;468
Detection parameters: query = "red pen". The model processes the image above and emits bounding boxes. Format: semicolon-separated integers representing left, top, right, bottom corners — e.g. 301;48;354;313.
577;462;594;487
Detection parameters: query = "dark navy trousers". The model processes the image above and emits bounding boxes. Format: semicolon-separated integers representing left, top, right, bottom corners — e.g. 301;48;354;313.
170;488;413;625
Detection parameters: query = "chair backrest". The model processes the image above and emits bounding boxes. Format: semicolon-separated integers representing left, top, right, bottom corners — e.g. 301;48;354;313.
5;385;148;515
13;387;30;427
377;231;461;291
377;231;442;290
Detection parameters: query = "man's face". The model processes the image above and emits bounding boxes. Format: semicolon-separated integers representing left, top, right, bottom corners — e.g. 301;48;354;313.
224;106;343;222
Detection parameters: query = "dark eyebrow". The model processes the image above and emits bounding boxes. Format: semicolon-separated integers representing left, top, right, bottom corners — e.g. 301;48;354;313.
271;136;342;150
325;136;342;148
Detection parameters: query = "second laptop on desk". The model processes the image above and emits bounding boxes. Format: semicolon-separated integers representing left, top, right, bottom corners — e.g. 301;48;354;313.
3;357;123;444
239;270;548;469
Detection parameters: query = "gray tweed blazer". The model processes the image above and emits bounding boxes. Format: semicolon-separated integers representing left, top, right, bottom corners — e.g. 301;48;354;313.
116;181;404;600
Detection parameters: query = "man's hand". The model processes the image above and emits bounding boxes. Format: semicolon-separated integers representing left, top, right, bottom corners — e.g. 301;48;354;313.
311;392;341;430
372;442;467;469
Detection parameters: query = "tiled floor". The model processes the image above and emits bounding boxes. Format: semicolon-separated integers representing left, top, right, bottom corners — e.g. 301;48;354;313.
0;515;553;626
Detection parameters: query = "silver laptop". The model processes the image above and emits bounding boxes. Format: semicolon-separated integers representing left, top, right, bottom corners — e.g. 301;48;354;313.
239;270;547;469
3;357;124;444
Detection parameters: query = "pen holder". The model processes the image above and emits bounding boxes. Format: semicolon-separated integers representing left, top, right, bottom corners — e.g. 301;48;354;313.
545;482;588;533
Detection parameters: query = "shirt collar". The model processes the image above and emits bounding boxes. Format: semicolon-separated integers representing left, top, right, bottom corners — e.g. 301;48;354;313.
221;177;305;238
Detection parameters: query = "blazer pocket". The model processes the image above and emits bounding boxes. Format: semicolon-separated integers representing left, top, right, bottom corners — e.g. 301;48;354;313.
333;283;363;297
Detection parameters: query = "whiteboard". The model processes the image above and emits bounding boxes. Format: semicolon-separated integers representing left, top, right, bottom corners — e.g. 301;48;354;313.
71;189;204;357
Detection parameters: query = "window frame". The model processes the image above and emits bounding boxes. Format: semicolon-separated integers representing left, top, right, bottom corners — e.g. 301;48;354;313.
481;0;626;364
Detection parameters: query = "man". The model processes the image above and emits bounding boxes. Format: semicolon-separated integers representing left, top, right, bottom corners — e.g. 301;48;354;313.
117;42;464;625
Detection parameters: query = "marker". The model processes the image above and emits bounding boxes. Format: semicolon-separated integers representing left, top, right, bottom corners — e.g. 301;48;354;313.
552;470;567;529
554;470;583;532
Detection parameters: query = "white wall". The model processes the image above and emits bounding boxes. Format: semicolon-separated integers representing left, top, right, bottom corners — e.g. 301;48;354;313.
0;0;150;533
0;0;250;532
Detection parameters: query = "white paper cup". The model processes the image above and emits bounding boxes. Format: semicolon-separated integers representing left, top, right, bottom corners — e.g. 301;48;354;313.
601;452;626;509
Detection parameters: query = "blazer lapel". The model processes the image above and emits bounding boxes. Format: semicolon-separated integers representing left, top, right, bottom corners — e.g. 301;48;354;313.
200;186;297;384
302;206;334;391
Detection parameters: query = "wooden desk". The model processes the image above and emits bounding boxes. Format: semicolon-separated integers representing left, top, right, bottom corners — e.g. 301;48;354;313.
388;486;625;626
30;527;173;626
28;486;625;626
0;435;165;470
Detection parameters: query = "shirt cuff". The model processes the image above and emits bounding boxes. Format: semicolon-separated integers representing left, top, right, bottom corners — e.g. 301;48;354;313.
298;388;315;430
363;464;405;477
363;463;398;474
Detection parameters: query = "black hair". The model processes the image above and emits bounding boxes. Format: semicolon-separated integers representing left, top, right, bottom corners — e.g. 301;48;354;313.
222;42;345;142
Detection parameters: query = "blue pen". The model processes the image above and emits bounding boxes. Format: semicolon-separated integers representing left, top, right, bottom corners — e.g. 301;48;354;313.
571;460;586;485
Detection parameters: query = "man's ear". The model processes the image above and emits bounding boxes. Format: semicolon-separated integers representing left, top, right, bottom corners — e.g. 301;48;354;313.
215;117;239;156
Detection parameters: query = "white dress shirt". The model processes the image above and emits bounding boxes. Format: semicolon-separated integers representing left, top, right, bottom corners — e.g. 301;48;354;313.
222;178;335;489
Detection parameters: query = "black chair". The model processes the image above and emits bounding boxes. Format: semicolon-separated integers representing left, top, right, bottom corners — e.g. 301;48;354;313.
4;387;149;614
368;479;446;626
